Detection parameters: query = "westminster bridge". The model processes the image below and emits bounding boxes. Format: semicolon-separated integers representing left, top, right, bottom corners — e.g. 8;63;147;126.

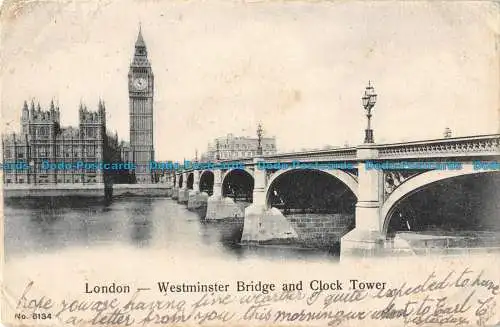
166;134;500;256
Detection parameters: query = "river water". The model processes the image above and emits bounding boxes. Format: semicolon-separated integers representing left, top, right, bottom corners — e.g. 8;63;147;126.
3;195;500;327
4;196;338;263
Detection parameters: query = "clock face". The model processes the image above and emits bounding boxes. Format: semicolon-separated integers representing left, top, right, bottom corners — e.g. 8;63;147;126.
133;77;147;91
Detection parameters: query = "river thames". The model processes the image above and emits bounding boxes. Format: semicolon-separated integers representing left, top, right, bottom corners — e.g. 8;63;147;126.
3;196;500;327
4;197;337;263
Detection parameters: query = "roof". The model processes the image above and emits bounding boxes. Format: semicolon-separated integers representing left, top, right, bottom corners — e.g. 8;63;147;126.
135;26;146;48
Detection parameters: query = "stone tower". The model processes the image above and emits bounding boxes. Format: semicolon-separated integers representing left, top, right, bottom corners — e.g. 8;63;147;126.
128;26;155;183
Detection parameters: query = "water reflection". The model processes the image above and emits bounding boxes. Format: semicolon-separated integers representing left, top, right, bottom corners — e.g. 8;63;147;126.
128;200;153;247
4;197;338;263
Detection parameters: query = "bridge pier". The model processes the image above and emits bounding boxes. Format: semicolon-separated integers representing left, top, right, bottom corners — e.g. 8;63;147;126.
172;175;178;199
341;146;385;257
171;187;179;199
189;192;210;217
242;159;298;243
171;175;179;199
178;172;189;204
187;170;207;210
206;170;243;220
187;170;199;208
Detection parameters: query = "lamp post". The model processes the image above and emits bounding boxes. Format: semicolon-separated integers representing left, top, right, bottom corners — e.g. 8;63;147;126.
215;139;220;161
257;123;263;156
362;81;377;144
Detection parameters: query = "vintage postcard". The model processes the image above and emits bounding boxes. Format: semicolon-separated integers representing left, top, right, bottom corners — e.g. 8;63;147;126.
1;0;500;326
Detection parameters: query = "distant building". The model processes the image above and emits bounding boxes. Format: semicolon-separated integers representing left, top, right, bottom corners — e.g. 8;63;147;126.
1;99;127;185
201;133;277;161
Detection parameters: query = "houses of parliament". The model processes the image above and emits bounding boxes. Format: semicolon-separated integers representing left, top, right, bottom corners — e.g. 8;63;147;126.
2;28;156;185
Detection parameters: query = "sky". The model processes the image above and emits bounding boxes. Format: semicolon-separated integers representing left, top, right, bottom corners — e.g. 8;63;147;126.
1;0;499;161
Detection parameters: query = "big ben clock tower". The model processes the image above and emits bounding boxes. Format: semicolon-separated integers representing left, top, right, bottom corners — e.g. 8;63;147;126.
129;26;155;183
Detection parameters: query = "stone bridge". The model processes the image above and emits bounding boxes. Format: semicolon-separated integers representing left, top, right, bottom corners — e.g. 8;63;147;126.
167;134;500;256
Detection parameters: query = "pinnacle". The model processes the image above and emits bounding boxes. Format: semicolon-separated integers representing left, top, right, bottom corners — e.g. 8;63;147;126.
135;25;146;48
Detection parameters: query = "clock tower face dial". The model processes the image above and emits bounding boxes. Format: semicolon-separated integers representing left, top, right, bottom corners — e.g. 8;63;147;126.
133;77;147;91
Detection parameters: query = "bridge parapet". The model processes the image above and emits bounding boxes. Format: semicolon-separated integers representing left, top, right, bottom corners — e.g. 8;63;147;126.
188;135;498;166
376;134;500;160
212;148;358;165
260;148;357;162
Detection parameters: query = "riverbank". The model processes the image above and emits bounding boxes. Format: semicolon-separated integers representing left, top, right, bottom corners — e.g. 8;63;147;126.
3;183;171;199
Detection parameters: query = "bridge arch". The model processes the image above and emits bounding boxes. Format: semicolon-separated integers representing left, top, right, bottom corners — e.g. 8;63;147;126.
199;170;214;195
381;167;498;235
222;169;254;201
186;172;194;189
265;168;358;208
221;168;254;182
178;174;184;188
264;168;358;251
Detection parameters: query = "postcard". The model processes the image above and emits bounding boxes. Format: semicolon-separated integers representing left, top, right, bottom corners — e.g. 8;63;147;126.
1;1;499;326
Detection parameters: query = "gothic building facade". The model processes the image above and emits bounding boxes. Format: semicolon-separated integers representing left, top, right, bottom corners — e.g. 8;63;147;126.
2;100;126;185
2;27;156;185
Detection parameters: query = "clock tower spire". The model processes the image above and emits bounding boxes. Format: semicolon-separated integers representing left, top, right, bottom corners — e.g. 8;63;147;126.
128;25;155;184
